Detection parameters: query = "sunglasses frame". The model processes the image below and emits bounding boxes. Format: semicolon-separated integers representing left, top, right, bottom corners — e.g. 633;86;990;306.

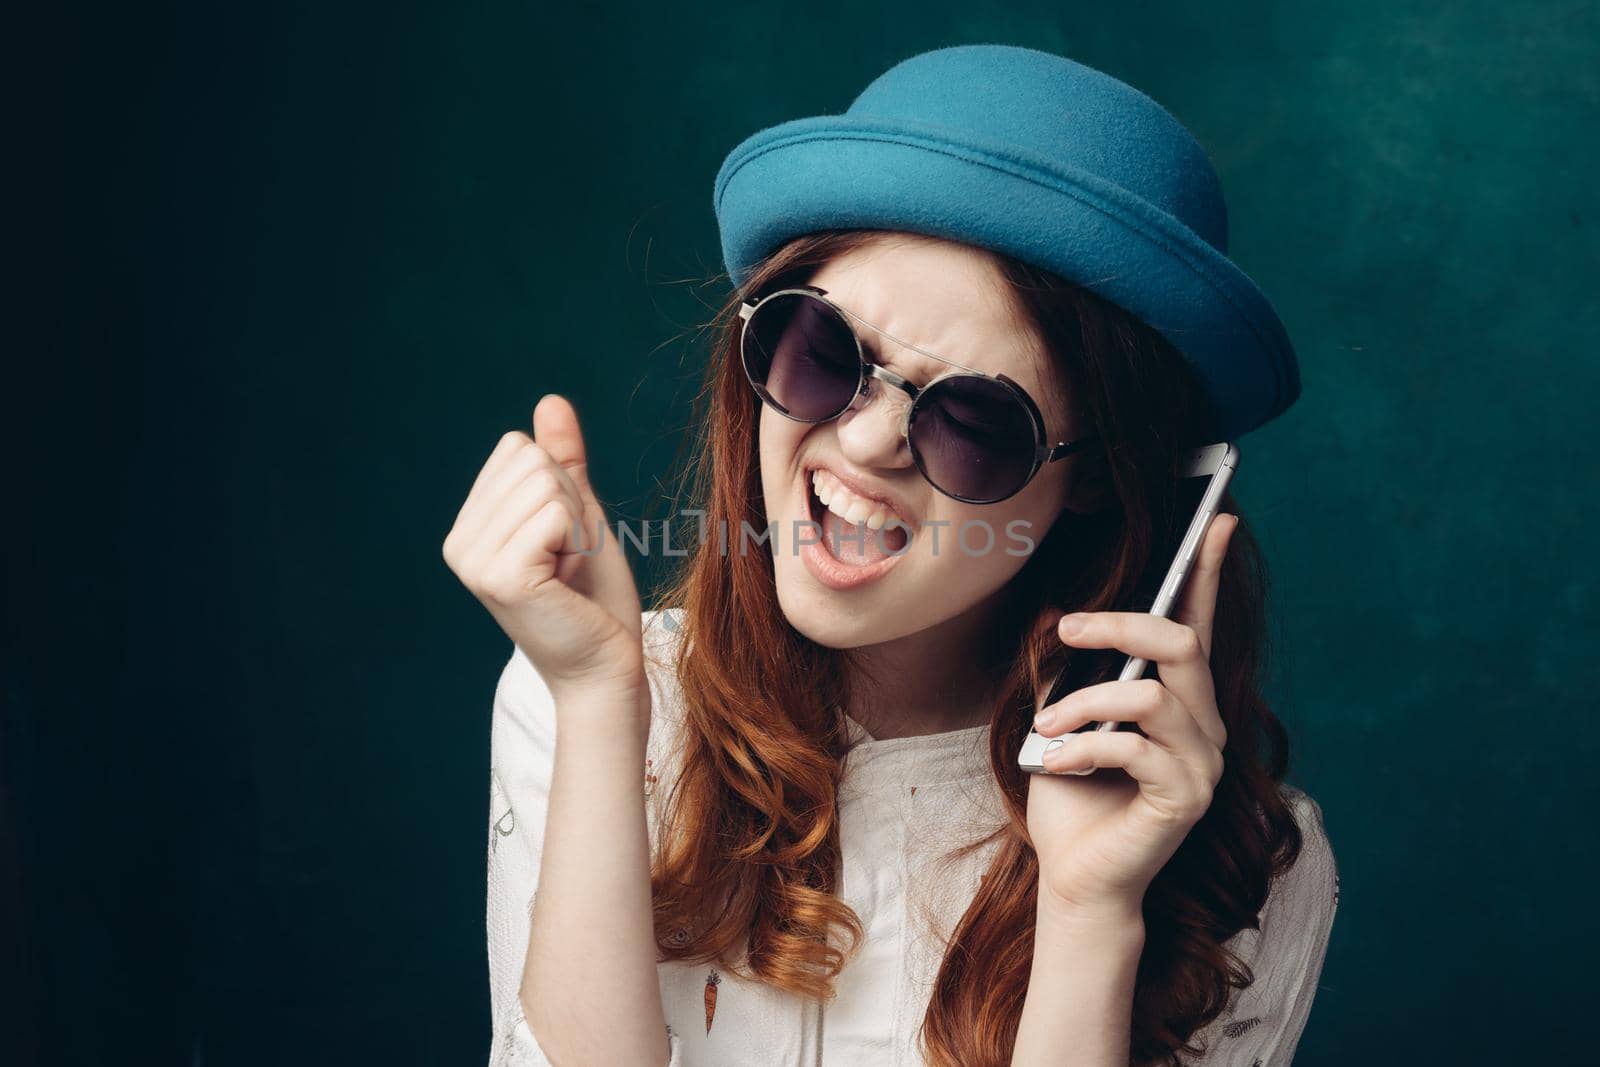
737;285;1099;504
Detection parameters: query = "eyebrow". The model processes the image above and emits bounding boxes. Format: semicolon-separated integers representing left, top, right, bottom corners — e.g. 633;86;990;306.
855;331;923;380
840;303;1072;430
833;304;976;380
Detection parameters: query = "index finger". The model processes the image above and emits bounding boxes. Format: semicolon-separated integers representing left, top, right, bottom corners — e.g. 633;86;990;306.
449;429;533;542
1173;512;1239;660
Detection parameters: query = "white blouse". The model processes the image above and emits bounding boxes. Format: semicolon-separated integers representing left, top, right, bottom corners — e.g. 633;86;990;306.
487;607;1338;1066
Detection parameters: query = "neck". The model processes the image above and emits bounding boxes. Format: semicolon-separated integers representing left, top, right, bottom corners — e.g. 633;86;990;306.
842;585;1018;741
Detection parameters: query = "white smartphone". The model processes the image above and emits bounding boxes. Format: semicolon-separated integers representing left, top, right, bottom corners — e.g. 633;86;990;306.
1017;441;1240;774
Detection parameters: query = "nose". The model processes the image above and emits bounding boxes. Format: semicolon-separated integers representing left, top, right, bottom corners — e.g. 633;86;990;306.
834;376;914;471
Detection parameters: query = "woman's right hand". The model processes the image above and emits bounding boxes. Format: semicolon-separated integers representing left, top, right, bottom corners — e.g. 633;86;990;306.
443;394;649;720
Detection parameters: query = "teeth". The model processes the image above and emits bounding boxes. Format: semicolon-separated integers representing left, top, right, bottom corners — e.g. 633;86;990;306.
810;469;899;530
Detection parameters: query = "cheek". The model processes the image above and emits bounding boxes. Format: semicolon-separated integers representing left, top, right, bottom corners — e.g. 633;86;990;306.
921;497;1059;580
1003;493;1065;555
757;409;810;497
758;407;806;458
998;464;1069;542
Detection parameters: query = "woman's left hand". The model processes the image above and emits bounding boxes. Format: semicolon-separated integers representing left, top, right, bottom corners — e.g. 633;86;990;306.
1026;513;1239;923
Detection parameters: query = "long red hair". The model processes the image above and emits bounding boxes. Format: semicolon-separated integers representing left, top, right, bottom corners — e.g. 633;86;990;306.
644;230;1305;1066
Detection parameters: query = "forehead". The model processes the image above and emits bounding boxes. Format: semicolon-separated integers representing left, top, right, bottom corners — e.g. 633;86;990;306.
804;234;1066;423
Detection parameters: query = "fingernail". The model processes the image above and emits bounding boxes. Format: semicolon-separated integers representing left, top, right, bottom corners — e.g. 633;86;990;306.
1033;711;1057;732
1042;733;1077;758
1060;613;1087;637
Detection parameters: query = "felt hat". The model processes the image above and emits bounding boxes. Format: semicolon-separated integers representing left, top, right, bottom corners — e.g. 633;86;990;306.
712;43;1300;441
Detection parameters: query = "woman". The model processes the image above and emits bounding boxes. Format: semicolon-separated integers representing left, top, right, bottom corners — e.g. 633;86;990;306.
447;45;1337;1066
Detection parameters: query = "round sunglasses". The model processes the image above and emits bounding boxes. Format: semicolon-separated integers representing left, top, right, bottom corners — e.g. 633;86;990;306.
738;286;1099;505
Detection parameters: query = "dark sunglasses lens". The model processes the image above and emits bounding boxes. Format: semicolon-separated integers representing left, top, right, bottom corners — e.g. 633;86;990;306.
742;294;860;420
910;377;1039;502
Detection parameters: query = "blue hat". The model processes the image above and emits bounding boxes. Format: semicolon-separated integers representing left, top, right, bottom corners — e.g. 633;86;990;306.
713;43;1300;441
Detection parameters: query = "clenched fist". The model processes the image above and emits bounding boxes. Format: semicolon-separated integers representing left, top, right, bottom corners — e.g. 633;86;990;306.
443;394;649;721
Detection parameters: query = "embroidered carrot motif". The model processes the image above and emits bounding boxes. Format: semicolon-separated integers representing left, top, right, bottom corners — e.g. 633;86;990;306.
704;969;721;1033
910;785;917;796
490;771;514;853
492;809;514;853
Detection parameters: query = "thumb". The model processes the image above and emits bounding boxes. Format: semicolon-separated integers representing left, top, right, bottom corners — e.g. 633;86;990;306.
532;393;603;510
529;392;644;643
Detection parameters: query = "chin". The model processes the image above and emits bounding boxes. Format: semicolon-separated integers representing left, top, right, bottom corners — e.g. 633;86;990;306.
770;550;991;652
771;567;902;650
776;590;925;651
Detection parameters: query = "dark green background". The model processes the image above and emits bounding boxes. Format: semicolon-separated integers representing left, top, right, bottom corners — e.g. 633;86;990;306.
15;1;1597;1063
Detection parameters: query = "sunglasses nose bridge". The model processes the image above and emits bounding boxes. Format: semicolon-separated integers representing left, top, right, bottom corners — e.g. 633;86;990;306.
852;366;917;442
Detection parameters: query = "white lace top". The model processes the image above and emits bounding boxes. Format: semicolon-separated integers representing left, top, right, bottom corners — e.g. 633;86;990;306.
487;607;1338;1066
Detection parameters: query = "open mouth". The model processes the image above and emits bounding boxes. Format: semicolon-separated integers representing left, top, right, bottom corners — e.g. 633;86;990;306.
804;469;910;562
